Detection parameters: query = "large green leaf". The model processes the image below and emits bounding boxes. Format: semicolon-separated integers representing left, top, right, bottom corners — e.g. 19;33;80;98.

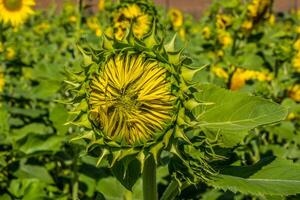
14;164;54;184
97;177;142;200
194;84;287;147
209;158;300;196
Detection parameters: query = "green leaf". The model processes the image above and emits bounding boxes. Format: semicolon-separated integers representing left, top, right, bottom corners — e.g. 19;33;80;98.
240;54;264;71
209;158;300;196
50;104;69;135
97;177;142;200
12;123;52;141
14;165;54;184
194;84;287;147
17;135;64;154
111;157;141;191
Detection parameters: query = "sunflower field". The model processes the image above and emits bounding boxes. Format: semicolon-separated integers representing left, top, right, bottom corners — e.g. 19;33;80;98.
0;0;300;199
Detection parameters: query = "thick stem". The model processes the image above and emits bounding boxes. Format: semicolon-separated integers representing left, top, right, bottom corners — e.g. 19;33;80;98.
72;146;79;200
143;155;157;200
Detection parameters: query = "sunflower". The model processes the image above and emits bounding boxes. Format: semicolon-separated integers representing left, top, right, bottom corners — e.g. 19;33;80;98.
168;8;183;29
202;26;211;40
217;30;233;47
0;0;35;27
216;14;232;29
0;72;4;92
247;0;271;19
86;16;102;36
230;68;272;90
88;54;175;145
212;66;228;80
288;85;300;102
112;4;152;40
66;21;217;187
292;52;300;72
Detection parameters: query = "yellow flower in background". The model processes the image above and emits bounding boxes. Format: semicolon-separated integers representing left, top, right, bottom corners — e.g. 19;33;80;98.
292;53;300;72
255;71;273;81
216;50;224;58
216;14;232;29
0;72;4;92
121;4;141;18
98;0;105;11
230;68;272;90
212;66;228;80
87;16;102;36
168;8;183;29
34;22;50;33
242;20;253;31
0;42;3;53
288;85;300;102
293;39;300;50
247;0;271;18
178;27;186;40
88;54;175;144
113;4;151;39
268;14;276;25
68;15;77;23
133;14;151;38
230;68;249;90
202;26;211;39
218;30;233;47
113;22;127;40
0;0;35;27
287;112;297;120
5;47;15;60
295;26;300;34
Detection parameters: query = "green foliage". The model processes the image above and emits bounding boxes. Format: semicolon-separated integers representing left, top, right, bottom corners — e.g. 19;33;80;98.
209;158;300;196
0;0;299;199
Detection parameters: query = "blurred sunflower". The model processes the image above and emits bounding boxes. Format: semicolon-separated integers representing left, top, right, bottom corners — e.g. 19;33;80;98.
216;14;232;29
168;8;183;29
202;26;211;39
288;85;300;102
5;47;15;60
292;53;300;72
0;42;3;53
86;16;102;36
89;54;176;145
212;66;228;80
247;0;271;19
230;68;272;90
217;30;233;47
242;20;253;31
0;0;35;27
34;22;50;34
98;0;105;11
112;4;152;39
0;72;4;92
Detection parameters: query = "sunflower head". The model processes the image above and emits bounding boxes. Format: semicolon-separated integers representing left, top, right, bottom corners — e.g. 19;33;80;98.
168;8;184;29
0;0;35;27
110;1;155;40
247;0;272;20
216;14;232;30
88;53;176;145
66;18;215;186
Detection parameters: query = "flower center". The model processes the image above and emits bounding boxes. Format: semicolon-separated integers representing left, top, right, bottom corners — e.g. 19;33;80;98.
3;0;23;11
117;91;139;112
